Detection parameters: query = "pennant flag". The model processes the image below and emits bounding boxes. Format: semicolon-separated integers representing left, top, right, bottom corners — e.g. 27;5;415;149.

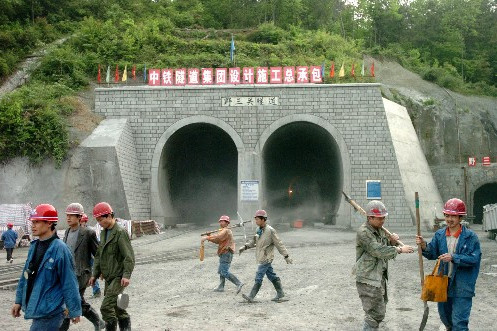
370;61;375;77
351;63;355;77
122;65;127;82
105;65;110;83
144;65;147;83
330;61;335;78
114;64;119;82
321;62;325;82
361;61;365;76
97;64;101;83
338;62;345;77
132;65;136;80
230;34;235;63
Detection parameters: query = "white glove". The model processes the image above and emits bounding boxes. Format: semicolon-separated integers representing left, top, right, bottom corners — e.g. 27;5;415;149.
238;246;246;255
284;256;293;264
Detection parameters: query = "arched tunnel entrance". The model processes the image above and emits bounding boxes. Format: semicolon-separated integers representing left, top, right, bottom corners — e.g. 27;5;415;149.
162;123;238;225
262;122;343;224
473;182;497;224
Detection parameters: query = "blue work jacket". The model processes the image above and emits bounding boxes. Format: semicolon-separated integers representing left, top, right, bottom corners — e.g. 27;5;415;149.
422;226;481;298
15;238;82;319
1;228;18;248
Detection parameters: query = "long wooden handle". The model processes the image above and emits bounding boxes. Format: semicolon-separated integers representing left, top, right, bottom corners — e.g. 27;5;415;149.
381;226;404;247
415;192;425;286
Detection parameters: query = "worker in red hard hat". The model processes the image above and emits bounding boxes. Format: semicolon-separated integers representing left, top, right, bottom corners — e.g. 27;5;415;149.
2;222;17;263
201;215;244;294
416;198;481;331
355;200;414;331
11;204;81;329
239;209;292;303
60;203;104;331
89;202;135;331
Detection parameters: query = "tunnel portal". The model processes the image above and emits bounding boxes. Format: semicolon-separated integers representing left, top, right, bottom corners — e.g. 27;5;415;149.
473;182;497;224
262;122;343;224
163;123;238;225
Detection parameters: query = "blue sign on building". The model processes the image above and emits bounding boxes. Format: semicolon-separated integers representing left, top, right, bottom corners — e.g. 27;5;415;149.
366;180;381;200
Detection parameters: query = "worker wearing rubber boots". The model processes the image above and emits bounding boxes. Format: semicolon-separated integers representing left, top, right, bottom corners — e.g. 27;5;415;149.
89;202;135;331
201;215;244;294
354;200;414;331
60;203;105;331
416;198;481;331
239;210;292;303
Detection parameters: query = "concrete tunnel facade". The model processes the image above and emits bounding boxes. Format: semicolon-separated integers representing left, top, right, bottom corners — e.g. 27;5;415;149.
88;84;437;228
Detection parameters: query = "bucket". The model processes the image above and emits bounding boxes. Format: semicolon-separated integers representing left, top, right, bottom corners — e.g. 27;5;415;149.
293;220;303;228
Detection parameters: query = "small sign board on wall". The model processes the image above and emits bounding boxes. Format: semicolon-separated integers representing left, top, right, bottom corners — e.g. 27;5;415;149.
366;180;381;200
241;180;259;201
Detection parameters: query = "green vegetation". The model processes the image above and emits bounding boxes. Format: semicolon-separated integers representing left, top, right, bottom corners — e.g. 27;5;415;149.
1;0;496;164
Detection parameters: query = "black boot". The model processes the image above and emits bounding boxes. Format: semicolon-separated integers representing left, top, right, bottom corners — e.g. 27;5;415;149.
118;316;131;331
213;276;225;292
242;282;262;303
226;274;244;294
59;318;70;331
105;320;117;331
83;307;106;330
270;278;285;301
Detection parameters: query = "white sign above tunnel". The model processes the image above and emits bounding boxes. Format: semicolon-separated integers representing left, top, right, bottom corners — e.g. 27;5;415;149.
240;180;259;201
221;96;279;107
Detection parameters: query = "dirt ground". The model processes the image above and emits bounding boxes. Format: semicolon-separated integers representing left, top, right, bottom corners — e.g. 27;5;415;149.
0;225;496;331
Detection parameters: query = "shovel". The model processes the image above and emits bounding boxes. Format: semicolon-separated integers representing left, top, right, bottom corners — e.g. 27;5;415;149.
415;192;429;330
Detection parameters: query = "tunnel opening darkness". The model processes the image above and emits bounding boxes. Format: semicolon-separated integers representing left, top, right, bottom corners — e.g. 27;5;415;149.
262;122;342;224
163;123;237;225
473;183;497;224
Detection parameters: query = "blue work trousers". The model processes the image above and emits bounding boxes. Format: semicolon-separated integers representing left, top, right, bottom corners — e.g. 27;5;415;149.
438;297;473;331
218;251;233;278
255;262;278;284
30;311;65;331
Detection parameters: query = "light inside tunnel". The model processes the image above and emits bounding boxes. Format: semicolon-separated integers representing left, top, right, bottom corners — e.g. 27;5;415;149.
262;122;342;224
162;123;238;225
473;183;497;224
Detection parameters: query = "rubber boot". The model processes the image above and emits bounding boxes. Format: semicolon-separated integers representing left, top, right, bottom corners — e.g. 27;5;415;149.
118;316;131;331
362;321;379;331
59;318;70;331
213;276;225;292
105;320;117;331
226;274;244;294
270;278;285;301
83;307;106;330
242;282;262;303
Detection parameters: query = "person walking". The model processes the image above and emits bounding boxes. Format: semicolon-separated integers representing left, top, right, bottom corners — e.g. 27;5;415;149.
60;203;105;331
2;222;18;263
80;213;102;298
89;202;135;331
201;215;243;294
11;204;81;330
354;200;414;331
416;198;481;331
239;209;292;303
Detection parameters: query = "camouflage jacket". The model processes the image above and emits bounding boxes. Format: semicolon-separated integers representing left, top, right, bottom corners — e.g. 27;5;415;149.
353;222;398;287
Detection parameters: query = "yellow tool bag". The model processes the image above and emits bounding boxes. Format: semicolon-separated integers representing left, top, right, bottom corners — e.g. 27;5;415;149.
421;258;448;302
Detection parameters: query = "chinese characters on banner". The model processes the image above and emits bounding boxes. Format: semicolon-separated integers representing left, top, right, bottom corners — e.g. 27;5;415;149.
483;156;491;166
147;66;324;86
468;156;495;166
468;157;476;166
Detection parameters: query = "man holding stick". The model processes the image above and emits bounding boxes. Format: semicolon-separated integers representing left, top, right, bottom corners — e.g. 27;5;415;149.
354;200;414;331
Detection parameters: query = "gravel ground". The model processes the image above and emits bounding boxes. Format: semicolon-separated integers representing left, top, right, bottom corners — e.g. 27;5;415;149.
1;225;496;330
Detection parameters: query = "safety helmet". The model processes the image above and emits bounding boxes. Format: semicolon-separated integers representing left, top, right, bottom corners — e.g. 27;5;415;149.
80;213;89;223
65;203;84;215
93;202;113;218
218;215;230;223
443;198;466;216
7;222;14;228
365;200;388;217
30;204;58;222
254;210;268;218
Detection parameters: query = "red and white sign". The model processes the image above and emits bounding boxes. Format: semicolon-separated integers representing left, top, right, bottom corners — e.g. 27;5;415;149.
161;69;173;86
216;68;227;85
202;68;213;85
283;67;295;84
188;68;200;85
483;156;491;166
148;69;161;86
296;66;309;83
229;68;241;84
310;66;323;83
270;67;282;84
468;157;476;167
242;67;254;84
256;67;268;84
175;68;186;86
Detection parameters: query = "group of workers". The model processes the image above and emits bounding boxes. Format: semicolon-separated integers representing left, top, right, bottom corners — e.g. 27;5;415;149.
4;196;481;331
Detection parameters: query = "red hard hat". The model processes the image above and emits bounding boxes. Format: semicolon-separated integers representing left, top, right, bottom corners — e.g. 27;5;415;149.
7;222;14;228
443;198;466;216
254;210;268;218
218;215;230;223
65;203;84;215
80;213;89;223
30;204;58;222
93;202;113;218
366;200;388;217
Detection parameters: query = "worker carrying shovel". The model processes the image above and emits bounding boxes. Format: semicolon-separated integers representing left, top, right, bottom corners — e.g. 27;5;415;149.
201;215;244;294
416;198;481;331
354;200;414;331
